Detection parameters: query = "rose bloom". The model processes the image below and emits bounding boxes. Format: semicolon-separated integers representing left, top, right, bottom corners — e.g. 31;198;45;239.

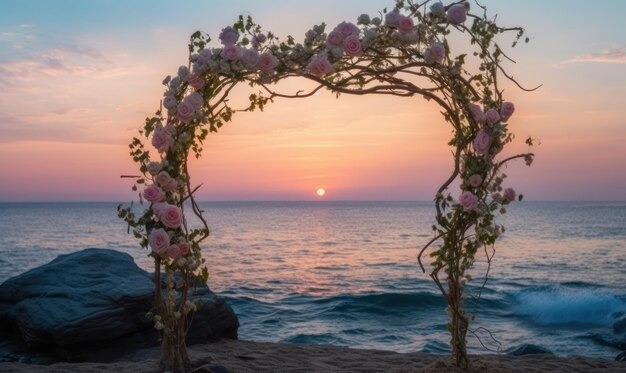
343;35;362;56
163;95;177;110
357;14;371;25
152;202;168;217
143;184;166;203
185;73;205;90
473;129;492;155
178;241;190;256
161;177;179;193
459;191;479;211
385;9;401;28
166;244;181;259
255;33;267;43
335;21;359;37
468;174;483;188
185;92;204;111
430;2;445;17
151;127;173;153
447;4;467;24
222;44;241;61
242;48;260;69
397;15;414;32
503;187;516;202
258;52;279;74
500;101;515;121
146;161;161;176
160;204;183;229
326;30;345;48
430;43;445;63
485;108;501;124
219;26;239;45
155;171;172;188
307;54;334;76
149;228;170;255
198;49;213;63
177;100;195;123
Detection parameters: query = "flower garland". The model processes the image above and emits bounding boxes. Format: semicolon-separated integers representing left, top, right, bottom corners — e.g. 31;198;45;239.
119;1;536;371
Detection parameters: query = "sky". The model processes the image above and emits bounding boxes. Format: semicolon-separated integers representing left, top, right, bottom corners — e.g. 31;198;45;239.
0;0;625;201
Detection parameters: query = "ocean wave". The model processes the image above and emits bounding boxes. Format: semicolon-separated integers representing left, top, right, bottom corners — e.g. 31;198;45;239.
513;287;626;326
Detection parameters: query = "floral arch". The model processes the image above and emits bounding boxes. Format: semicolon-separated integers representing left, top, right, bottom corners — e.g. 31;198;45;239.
118;1;537;372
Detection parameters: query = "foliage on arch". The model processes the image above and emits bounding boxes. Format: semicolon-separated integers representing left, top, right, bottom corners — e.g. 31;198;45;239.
118;1;537;371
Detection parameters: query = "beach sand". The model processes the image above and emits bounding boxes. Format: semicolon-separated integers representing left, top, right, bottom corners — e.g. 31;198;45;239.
0;340;623;373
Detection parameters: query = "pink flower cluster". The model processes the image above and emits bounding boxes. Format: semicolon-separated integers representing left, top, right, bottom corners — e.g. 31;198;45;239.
148;228;190;259
326;21;362;57
151;126;174;153
307;53;335;76
459;191;479;211
384;10;415;32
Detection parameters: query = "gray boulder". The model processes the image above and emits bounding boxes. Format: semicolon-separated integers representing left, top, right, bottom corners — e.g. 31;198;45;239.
0;248;238;362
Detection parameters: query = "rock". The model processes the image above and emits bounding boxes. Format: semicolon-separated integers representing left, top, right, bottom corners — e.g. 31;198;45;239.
617;351;626;361
0;248;239;362
506;343;553;356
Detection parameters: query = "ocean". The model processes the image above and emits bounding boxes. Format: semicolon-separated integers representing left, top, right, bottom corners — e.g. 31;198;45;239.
0;201;625;359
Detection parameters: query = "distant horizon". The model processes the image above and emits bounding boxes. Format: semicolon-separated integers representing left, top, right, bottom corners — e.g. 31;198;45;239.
1;199;625;203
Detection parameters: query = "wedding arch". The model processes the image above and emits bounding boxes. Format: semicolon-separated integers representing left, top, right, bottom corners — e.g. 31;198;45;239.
118;1;537;371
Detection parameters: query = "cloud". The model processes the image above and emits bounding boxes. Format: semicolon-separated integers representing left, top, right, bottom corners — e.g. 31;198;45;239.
561;46;626;65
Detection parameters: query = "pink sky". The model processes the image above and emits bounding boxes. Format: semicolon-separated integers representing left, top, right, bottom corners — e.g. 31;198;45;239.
0;0;625;201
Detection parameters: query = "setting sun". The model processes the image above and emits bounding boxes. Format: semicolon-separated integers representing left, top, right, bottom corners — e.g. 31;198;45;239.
316;188;326;197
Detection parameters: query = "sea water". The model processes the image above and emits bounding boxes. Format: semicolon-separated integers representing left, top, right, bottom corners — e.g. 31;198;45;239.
0;201;625;359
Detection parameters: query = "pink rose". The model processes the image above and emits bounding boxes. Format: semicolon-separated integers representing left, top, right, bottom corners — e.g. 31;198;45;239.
161;177;178;193
430;43;445;63
468;103;486;125
160;204;183;229
343;35;362;56
151;127;173;153
143;184;166;202
146;161;161;176
222;44;241;61
149;228;170;254
397;15;414;32
258;52;279;74
198;49;213;63
307;54;334;76
485;108;501;124
447;4;467;24
500;101;515;121
177;100;195;122
166;244;181;259
459;191;479;211
185;92;204;111
242;48;260;69
468;174;483;188
178;241;190;256
503;187;516;202
326;30;344;48
473;129;492;155
385;10;401;28
155;171;173;188
185;73;205;90
219;26;239;45
335;21;359;37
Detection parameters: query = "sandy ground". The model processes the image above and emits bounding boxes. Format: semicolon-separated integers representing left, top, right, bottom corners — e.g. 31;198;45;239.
0;339;624;373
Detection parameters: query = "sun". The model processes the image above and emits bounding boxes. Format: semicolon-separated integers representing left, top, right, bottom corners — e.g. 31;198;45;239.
316;188;326;197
